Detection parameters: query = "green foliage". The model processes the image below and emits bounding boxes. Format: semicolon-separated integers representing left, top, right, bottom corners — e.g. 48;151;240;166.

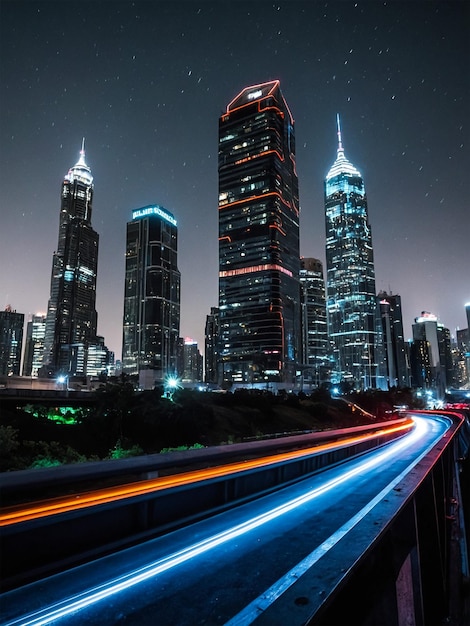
0;424;19;455
159;443;205;454
108;439;144;459
1;383;417;472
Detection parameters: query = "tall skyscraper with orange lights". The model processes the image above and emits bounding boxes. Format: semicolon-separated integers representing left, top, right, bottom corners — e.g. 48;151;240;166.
218;81;300;387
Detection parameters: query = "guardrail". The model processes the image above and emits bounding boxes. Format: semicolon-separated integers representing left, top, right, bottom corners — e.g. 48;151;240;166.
254;410;470;626
0;418;412;590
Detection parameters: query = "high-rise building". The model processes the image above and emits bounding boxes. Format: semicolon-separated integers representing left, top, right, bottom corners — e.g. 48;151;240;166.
42;142;100;377
324;115;378;389
299;257;330;387
376;292;409;388
0;306;24;376
122;205;181;389
411;311;452;398
218;80;300;387
205;307;219;384
182;339;203;384
22;313;46;377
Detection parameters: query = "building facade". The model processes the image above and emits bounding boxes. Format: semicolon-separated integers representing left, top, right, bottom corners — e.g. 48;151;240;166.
182;339;204;384
22;313;46;377
122;205;181;388
218;80;300;387
324;116;378;389
42;142;100;377
376;292;409;388
205;307;219;384
299;257;330;387
0;306;24;376
410;311;452;399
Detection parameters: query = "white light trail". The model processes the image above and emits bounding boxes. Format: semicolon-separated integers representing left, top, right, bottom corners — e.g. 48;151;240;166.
227;415;446;624
3;416;444;626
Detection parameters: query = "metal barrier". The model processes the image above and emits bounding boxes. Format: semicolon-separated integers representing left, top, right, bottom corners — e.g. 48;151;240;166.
1;419;412;590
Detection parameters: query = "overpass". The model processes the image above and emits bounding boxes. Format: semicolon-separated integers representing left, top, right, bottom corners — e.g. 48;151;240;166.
1;411;469;625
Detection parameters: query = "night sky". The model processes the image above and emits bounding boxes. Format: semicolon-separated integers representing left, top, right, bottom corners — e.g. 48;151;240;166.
1;1;468;361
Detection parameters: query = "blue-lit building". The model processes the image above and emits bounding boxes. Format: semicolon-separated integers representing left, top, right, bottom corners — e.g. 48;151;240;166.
218;80;300;387
22;313;46;377
42;142;100;377
376;292;409;388
122;205;181;388
299;257;330;387
324;116;378;389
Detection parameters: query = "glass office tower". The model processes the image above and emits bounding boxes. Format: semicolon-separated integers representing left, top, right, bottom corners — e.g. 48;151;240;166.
122;205;180;388
42;142;99;377
376;292;409;388
299;257;330;387
325;116;378;389
218;80;300;387
22;313;46;377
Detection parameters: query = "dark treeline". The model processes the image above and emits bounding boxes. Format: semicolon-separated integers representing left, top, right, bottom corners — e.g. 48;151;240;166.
0;384;423;472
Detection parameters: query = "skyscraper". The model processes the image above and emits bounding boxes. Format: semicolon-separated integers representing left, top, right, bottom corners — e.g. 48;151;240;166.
299;257;330;387
22;313;46;377
0;306;24;376
411;311;452;398
122;205;181;388
324;116;378;389
376;292;409;388
204;307;219;385
42;142;99;377
218;80;300;388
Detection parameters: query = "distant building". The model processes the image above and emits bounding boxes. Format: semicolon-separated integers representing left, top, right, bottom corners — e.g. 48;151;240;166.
410;312;452;399
182;339;203;384
218;80;300;387
22;313;46;377
299;257;330;387
376;292;409;388
86;336;111;377
0;306;24;376
42;142;102;378
324;116;378;389
205;307;219;384
122;205;181;388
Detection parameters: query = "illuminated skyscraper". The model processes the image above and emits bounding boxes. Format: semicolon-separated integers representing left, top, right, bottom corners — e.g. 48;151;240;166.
22;313;46;377
299;257;330;387
218;80;300;387
411;311;452;398
324;116;378;389
42;142;99;377
122;205;181;388
205;307;219;384
376;292;409;388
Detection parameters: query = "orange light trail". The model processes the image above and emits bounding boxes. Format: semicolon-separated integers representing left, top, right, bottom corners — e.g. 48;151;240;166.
0;420;414;527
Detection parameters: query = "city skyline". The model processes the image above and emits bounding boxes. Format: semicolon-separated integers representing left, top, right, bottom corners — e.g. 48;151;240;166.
1;1;468;360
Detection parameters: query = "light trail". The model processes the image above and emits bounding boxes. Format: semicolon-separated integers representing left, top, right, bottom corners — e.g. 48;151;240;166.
2;416;440;626
0;420;413;527
227;414;447;624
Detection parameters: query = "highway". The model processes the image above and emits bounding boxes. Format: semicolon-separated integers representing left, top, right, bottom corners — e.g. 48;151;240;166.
0;413;452;625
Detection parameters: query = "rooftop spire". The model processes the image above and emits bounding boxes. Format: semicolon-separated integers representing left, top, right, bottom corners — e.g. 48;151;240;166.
65;140;93;185
77;137;87;166
326;115;362;181
336;114;344;155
